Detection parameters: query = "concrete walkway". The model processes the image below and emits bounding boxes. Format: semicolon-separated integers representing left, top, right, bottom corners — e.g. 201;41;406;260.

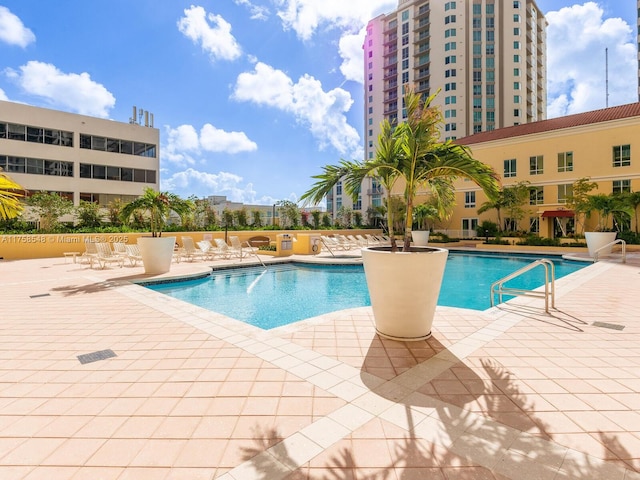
0;250;638;479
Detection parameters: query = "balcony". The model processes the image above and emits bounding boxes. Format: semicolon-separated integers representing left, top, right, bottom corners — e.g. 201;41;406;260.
415;5;430;20
384;69;398;80
414;70;430;81
414;18;430;33
384;34;398;46
384;92;398;103
384;81;398;91
367;187;384;195
383;45;398;57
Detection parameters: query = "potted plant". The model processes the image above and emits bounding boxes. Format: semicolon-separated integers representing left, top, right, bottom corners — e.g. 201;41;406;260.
302;88;500;341
411;201;441;246
120;187;194;274
583;193;631;257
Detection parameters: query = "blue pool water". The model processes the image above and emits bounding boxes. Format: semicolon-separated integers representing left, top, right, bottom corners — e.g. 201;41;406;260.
146;252;586;330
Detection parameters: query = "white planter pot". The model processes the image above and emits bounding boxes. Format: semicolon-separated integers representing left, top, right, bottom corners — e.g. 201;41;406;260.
585;231;617;258
361;246;448;341
137;236;176;275
411;230;430;246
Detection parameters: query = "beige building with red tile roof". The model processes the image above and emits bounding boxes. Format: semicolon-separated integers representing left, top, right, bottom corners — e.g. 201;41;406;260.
443;102;640;238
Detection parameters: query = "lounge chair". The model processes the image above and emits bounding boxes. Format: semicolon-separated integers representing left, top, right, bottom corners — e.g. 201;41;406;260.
79;241;99;267
112;242;129;258
180;236;207;262
229;236;258;259
125;244;143;266
94;242;125;269
214;238;238;258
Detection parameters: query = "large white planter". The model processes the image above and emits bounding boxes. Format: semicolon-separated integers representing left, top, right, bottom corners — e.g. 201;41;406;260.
137;236;176;275
585;231;617;258
361;246;448;341
411;230;430;246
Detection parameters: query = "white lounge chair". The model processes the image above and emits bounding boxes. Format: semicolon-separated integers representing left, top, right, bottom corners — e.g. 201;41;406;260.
229;236;258;259
79;241;99;267
112;242;129;258
94;242;125;269
180;236;207;262
125;244;143;266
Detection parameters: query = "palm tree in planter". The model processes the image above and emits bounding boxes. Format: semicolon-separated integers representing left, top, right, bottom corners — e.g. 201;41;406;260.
302;89;500;341
583;193;632;257
120;188;194;274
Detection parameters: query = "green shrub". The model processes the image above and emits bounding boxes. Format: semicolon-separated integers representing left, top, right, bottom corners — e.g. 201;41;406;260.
517;235;560;246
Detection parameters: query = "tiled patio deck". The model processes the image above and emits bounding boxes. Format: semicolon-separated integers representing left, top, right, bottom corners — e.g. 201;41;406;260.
0;250;638;480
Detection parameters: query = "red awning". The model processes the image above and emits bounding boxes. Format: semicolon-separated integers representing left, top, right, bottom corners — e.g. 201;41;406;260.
541;210;574;218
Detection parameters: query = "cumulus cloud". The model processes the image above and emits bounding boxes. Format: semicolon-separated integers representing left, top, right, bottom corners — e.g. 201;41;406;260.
234;0;269;21
273;0;395;83
546;2;636;117
233;62;362;158
162;167;279;204
338;30;366;83
5;61;115;117
163;123;257;166
178;5;242;62
0;6;35;47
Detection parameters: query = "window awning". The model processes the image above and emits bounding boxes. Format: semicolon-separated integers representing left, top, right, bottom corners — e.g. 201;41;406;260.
541;210;574;218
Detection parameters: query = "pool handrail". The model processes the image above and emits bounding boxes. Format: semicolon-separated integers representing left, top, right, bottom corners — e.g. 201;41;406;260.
490;258;555;313
593;239;626;263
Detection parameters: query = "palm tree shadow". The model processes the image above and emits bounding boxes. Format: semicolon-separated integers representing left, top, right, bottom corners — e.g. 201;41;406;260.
235;334;638;478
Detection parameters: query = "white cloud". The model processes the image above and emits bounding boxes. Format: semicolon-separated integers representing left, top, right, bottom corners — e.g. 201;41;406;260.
273;0;395;83
338;30;366;83
0;6;35;47
178;5;242;62
233;62;362;158
162;167;278;204
546;2;636;117
200;124;258;153
5;61;115;117
234;0;269;21
0;87;7;101
163;123;257;166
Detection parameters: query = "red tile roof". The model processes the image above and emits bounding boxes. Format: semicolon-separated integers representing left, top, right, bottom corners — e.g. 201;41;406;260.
456;102;640;145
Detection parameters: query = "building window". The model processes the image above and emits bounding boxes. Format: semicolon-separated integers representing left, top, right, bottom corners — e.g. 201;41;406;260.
0;155;73;177
402;22;409;35
529;187;544;205
445;56;456;64
336;181;342;196
514;95;520;103
445;28;456;37
558;184;573;204
529;155;543;175
514;109;520;117
529;217;539;233
504;159;516;178
445;15;456;24
613;179;631;193
613;144;631;167
79;134;156;158
514;27;520;35
514;41;520;49
1;121;73;147
401;10;409;21
558;152;574;172
464;191;476;208
402;72;409;83
514;1;520;7
445;1;456;10
514;54;520;62
514;82;520;90
514;14;521;22
445;82;456;91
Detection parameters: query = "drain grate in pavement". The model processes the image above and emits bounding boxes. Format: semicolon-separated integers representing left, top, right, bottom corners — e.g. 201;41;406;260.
77;349;117;365
30;293;50;298
592;321;625;331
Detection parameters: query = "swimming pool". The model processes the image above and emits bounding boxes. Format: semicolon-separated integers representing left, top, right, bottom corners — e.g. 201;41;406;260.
146;252;586;329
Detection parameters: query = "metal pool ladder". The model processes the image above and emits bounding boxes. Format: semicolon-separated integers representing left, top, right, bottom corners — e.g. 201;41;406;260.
490;259;555;313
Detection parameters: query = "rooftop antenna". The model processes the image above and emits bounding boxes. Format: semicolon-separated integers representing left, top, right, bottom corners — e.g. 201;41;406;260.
605;47;609;108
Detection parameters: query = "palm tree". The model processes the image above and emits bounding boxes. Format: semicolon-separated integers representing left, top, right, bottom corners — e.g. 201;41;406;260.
0;171;25;220
301;88;500;251
623;191;640;233
120;187;194;237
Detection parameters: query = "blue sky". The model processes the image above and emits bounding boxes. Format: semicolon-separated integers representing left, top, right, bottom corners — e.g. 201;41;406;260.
0;1;637;205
